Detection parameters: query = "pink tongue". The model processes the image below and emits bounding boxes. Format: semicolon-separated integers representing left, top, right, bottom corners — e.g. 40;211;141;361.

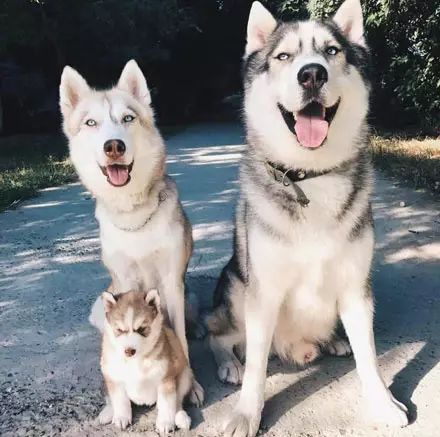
294;114;329;148
106;166;129;186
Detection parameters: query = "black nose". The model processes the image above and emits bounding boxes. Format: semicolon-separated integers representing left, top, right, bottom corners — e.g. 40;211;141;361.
124;347;136;357
103;139;126;159
297;63;328;90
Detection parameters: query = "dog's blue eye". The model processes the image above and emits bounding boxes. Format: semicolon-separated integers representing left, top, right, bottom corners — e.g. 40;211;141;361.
123;114;135;123
326;46;340;56
276;53;290;61
85;119;97;127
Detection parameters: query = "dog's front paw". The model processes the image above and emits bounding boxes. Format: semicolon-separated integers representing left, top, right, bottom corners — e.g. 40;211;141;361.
218;360;244;385
97;403;113;425
223;410;261;437
367;391;408;427
156;415;175;436
112;414;132;430
175;410;191;430
188;378;204;407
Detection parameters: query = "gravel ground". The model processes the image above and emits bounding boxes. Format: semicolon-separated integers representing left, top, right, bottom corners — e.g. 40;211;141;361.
1;123;439;437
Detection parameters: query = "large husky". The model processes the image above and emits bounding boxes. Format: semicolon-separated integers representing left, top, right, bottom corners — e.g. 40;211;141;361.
206;1;408;435
59;60;203;410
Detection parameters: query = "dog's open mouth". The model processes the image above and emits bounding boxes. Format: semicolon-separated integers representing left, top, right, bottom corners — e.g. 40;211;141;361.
99;162;133;187
278;99;340;149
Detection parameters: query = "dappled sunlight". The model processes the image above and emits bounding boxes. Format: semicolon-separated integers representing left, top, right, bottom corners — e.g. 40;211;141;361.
22;200;68;209
53;253;100;264
168;145;243;166
191;254;232;274
165;124;245;276
0;299;15;308
0;124;439;436
386;242;440;264
40;184;80;193
0;125;245;401
55;329;91;346
372;175;439;269
193;221;234;241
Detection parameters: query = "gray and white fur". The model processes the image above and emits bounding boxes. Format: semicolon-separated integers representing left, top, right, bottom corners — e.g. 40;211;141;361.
205;1;408;435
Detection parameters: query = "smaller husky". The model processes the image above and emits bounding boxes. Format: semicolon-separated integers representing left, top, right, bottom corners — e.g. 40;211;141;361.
98;290;192;434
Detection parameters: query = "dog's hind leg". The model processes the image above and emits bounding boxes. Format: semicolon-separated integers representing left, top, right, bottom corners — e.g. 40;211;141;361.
210;331;244;385
323;334;352;357
205;297;245;385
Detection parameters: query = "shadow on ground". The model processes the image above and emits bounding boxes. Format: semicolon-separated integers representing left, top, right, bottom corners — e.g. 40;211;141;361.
0;123;439;437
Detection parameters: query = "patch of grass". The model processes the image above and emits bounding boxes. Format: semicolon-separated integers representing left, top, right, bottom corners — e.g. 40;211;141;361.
371;135;440;195
0;134;76;211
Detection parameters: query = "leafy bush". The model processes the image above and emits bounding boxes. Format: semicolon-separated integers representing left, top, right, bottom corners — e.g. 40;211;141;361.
303;0;440;130
1;0;439;130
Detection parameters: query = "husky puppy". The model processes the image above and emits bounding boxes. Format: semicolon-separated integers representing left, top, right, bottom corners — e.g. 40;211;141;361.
206;1;409;435
59;60;203;405
98;289;192;434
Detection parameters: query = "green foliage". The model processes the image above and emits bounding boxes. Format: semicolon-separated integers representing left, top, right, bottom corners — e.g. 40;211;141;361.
308;0;342;19
386;1;440;127
308;0;440;128
263;0;308;20
1;0;439;129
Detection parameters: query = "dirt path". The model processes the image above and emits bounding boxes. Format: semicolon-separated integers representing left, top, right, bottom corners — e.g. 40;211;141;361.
1;123;439;437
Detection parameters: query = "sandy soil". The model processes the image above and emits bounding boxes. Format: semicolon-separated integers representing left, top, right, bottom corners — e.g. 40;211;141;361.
1;123;439;437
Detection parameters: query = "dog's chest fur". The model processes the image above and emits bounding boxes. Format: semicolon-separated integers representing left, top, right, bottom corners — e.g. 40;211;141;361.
103;348;167;405
242;156;373;339
95;184;184;290
98;205;177;258
248;171;370;250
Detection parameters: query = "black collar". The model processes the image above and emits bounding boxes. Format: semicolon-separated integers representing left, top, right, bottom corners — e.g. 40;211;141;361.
265;161;334;207
266;161;333;183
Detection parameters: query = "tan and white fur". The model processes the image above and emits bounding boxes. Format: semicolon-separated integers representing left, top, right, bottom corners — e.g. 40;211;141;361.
59;60;203;405
99;289;192;434
205;1;409;436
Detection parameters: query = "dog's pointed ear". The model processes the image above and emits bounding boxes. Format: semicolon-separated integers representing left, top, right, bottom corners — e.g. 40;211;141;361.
333;0;365;46
246;1;277;56
145;289;160;313
102;291;117;313
118;59;151;107
59;66;90;118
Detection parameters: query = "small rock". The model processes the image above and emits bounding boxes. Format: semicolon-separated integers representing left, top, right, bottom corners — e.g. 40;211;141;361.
399;201;406;207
